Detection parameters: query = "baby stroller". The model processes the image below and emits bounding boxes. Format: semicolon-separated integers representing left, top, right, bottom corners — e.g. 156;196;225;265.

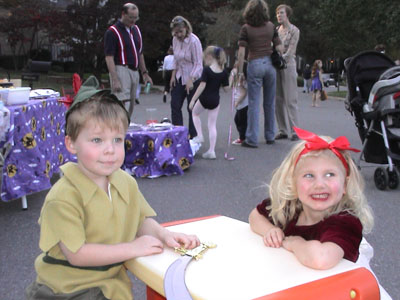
345;51;400;190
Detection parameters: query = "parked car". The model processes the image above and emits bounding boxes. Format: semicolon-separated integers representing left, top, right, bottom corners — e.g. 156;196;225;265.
322;73;338;87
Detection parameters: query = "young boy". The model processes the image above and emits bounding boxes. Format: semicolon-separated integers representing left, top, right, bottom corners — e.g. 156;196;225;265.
26;76;200;300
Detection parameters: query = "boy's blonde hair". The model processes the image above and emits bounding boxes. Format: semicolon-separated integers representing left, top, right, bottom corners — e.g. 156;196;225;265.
268;137;374;233
204;45;226;68
66;93;129;141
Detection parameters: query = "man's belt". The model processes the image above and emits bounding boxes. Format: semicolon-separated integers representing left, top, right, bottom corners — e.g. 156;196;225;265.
118;64;138;71
163;242;216;300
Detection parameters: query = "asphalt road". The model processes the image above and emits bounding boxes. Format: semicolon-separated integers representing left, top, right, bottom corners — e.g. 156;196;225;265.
0;86;398;299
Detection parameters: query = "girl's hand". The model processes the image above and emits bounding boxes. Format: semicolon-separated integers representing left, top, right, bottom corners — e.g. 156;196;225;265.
282;235;304;252
263;227;285;248
189;100;195;111
186;78;194;94
163;231;200;249
130;235;164;257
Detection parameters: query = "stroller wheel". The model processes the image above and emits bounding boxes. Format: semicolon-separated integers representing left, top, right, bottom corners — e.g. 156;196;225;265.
374;167;388;190
387;167;399;189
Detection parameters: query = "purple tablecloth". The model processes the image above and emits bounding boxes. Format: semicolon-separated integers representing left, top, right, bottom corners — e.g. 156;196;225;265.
123;126;193;178
0;97;75;202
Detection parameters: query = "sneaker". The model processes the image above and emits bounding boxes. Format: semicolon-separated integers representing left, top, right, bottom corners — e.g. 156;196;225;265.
202;151;216;159
232;138;243;145
241;140;258;148
290;134;299;141
266;140;275;145
275;133;288;140
192;136;204;144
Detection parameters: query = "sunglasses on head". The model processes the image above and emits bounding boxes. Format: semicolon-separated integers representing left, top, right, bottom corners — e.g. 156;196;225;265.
170;17;185;28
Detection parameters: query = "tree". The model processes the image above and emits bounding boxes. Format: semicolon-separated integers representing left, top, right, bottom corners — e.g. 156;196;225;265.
131;0;209;70
206;0;400;69
0;0;58;70
47;1;110;79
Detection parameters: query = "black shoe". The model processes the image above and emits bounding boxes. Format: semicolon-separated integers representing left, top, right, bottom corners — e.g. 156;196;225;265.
241;140;258;148
291;134;299;141
163;95;167;103
135;99;140;104
275;133;288;140
266;140;275;145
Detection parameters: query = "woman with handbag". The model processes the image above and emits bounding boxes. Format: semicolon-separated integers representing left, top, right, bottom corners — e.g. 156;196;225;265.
275;4;300;141
237;0;283;148
310;59;324;107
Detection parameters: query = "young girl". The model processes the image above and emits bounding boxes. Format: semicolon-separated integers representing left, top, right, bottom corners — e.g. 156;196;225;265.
229;61;248;145
310;59;324;107
249;127;392;299
189;46;229;159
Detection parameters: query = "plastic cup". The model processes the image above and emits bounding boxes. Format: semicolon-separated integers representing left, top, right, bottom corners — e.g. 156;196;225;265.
146;108;157;124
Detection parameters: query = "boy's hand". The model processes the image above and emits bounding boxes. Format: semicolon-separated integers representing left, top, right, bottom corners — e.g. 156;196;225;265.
263;227;285;248
131;235;164;257
163;231;200;250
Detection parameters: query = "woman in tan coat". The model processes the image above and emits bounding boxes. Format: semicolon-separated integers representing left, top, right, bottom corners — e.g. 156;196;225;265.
275;4;300;141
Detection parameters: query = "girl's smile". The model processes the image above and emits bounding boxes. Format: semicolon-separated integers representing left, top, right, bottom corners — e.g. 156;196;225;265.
310;193;329;201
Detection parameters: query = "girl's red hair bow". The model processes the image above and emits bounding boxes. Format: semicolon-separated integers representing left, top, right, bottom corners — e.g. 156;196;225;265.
294;127;360;175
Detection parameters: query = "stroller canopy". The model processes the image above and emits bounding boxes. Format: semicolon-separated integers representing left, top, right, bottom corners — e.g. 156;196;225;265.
346;51;395;102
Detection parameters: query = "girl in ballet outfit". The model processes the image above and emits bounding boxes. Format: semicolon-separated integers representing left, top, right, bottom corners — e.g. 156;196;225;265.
248;127;392;299
189;46;229;159
310;59;324;107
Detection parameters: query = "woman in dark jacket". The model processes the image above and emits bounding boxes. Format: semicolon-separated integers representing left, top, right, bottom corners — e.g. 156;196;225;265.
237;0;283;147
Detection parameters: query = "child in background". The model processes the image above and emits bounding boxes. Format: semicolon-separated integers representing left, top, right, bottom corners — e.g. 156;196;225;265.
249;127;391;299
26;76;199;300
189;46;229;159
310;59;323;107
162;46;174;103
229;61;248;146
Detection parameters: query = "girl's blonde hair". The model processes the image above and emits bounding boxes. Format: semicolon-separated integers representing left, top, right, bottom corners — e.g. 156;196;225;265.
268;137;374;234
203;46;226;68
311;59;322;78
170;16;192;36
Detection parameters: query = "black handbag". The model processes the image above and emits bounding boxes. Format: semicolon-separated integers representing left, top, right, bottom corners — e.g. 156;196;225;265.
271;49;286;69
271;26;286;69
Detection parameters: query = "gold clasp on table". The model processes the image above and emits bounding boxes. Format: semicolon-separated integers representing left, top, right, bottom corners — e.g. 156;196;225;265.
174;242;217;260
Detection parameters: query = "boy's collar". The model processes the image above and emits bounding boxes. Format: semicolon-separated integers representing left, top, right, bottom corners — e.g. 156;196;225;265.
61;163;130;206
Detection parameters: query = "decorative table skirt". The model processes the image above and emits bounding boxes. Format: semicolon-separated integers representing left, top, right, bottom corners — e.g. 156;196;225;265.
123;125;193;178
0;97;74;202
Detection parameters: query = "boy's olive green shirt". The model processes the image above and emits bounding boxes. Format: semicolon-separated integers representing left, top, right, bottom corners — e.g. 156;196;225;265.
34;162;156;300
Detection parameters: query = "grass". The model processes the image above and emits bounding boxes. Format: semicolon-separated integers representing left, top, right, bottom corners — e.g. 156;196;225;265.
327;90;347;98
6;71;112;95
7;71;162;95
